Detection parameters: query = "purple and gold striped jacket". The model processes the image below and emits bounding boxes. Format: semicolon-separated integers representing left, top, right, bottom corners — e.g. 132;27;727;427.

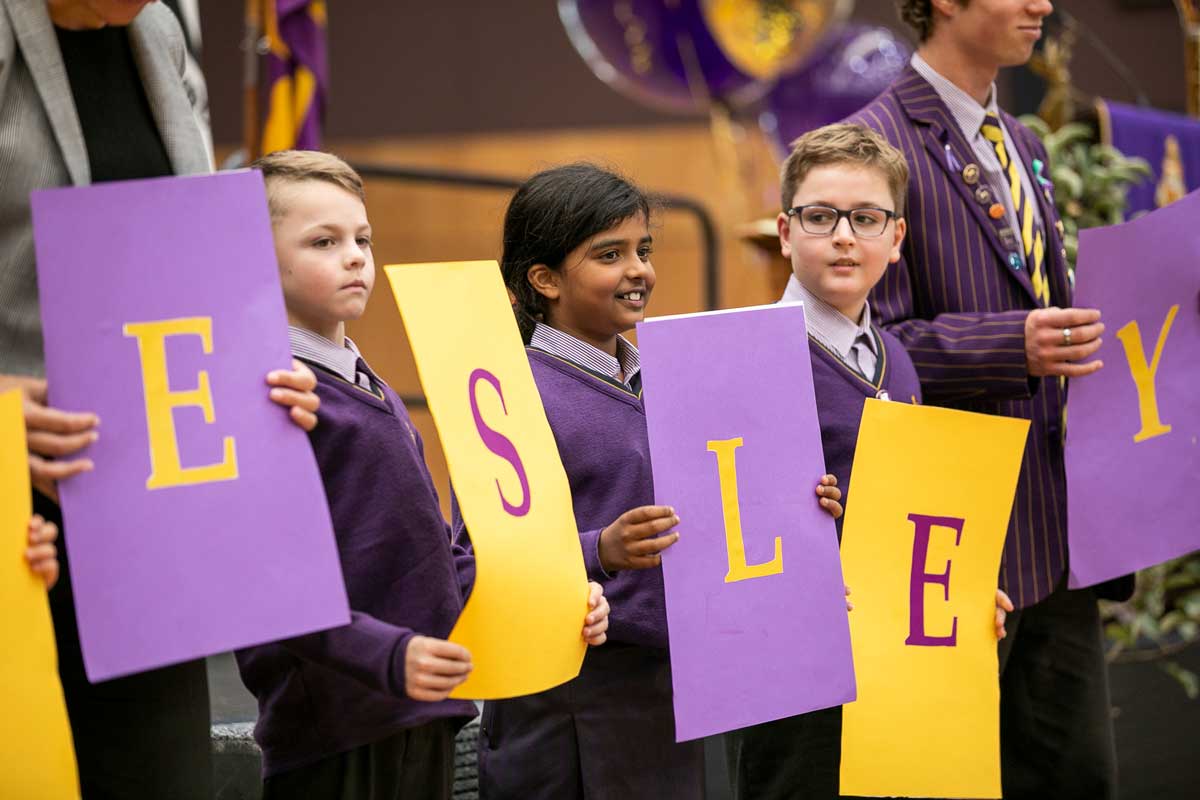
847;65;1132;607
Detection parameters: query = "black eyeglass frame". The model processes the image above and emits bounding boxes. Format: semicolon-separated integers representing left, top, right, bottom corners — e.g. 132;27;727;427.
784;204;899;238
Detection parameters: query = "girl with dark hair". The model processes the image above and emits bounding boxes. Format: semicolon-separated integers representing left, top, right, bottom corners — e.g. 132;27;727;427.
455;163;843;799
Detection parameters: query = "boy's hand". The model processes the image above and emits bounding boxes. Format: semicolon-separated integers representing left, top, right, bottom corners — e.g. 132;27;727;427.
267;360;320;431
26;514;60;590
816;474;842;519
405;635;472;702
844;583;853;612
2;375;99;503
995;589;1014;640
1025;307;1104;378
582;581;609;646
599;505;680;572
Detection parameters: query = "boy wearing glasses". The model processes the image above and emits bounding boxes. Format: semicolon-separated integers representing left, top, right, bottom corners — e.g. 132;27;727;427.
725;123;920;798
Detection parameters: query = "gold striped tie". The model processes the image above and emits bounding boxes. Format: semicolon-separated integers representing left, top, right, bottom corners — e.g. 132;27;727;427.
980;113;1050;306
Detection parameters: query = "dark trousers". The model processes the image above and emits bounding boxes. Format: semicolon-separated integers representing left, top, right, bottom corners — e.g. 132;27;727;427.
479;642;704;800
724;705;842;800
38;492;213;800
262;720;456;800
724;580;1117;800
999;581;1118;799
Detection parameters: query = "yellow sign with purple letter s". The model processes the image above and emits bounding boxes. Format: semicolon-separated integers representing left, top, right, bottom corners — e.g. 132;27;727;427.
384;261;588;699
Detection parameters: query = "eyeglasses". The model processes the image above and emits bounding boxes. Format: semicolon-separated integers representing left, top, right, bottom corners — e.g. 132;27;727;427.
785;205;897;238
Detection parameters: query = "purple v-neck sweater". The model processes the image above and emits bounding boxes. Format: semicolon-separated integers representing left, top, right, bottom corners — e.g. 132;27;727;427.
236;366;476;777
809;327;922;534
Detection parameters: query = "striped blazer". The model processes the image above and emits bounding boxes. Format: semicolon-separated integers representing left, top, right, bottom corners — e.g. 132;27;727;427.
847;65;1132;607
0;0;212;377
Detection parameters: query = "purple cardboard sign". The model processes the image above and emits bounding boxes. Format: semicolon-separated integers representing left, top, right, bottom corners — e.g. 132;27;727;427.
637;303;855;742
1066;189;1200;588
31;171;349;681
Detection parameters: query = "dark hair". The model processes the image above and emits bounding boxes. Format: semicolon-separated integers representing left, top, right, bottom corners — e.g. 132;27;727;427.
897;0;968;42
501;163;651;342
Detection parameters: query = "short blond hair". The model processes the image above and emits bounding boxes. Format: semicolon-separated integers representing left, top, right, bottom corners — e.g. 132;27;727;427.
780;123;909;216
251;150;365;219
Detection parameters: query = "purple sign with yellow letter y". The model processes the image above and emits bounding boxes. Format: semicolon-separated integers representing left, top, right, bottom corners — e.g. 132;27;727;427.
1066;188;1200;587
638;303;855;742
32;171;349;682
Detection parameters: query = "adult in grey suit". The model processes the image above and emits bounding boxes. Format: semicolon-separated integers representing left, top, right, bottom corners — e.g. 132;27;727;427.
848;1;1128;798
0;1;213;796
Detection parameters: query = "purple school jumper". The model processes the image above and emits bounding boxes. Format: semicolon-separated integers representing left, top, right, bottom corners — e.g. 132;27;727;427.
724;327;922;800
236;364;477;778
453;347;704;800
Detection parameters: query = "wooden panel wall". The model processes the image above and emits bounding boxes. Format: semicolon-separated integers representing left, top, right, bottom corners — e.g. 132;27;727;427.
315;123;788;510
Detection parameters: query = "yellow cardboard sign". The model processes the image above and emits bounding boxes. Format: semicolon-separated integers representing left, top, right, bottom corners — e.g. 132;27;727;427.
0;390;79;798
384;261;588;699
839;400;1029;799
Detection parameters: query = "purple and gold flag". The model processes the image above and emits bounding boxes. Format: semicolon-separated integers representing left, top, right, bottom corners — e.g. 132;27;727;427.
262;0;328;153
1098;99;1200;215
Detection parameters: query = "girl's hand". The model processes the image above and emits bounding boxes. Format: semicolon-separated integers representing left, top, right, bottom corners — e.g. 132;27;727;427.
598;505;680;572
817;474;843;520
995;589;1014;640
267;360;320;432
844;583;853;612
26;514;60;590
405;636;472;702
582;581;609;646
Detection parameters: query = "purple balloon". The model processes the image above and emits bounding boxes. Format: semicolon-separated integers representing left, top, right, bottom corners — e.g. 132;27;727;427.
558;0;766;113
762;24;912;155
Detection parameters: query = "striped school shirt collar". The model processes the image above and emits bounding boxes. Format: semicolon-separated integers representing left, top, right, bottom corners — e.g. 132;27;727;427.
910;52;1001;144
530;322;641;385
779;274;876;362
288;326;364;385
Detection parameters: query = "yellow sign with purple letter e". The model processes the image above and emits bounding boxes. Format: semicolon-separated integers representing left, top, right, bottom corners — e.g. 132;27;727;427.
839;399;1028;799
0;389;79;798
384;261;588;699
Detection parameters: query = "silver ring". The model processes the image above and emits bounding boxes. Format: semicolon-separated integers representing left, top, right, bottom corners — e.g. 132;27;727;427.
1062;327;1073;345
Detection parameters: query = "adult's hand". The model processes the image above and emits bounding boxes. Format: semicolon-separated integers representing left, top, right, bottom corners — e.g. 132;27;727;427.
1024;307;1104;378
1;375;99;502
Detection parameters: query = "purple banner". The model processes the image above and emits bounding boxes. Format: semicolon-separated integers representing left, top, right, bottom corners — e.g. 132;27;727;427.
1066;188;1200;588
32;171;349;681
1099;99;1200;217
638;303;855;741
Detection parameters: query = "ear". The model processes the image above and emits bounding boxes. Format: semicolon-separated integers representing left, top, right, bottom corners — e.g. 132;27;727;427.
777;212;793;259
930;0;960;21
527;263;561;302
889;216;907;264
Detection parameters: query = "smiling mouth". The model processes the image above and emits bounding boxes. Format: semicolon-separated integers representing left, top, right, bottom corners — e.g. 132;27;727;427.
830;261;859;269
616;290;646;302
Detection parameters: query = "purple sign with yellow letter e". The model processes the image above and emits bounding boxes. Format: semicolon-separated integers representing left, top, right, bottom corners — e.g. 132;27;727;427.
31;171;349;682
1065;188;1200;588
637;303;855;742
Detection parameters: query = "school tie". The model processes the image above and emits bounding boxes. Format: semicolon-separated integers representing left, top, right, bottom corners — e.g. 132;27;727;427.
850;333;877;382
354;357;381;398
980;112;1050;306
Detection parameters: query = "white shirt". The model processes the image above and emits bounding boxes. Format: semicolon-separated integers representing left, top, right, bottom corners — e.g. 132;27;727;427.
780;275;878;380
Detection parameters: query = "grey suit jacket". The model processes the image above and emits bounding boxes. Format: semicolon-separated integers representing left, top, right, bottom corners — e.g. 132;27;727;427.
0;0;212;377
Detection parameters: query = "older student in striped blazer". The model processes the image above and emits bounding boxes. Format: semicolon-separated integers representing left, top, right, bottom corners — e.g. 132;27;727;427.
847;2;1132;798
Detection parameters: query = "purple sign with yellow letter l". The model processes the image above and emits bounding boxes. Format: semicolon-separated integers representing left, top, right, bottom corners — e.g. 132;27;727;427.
637;303;855;742
1066;188;1200;588
32;171;349;682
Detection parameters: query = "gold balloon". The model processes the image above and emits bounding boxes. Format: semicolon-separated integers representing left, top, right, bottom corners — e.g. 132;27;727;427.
702;0;854;80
